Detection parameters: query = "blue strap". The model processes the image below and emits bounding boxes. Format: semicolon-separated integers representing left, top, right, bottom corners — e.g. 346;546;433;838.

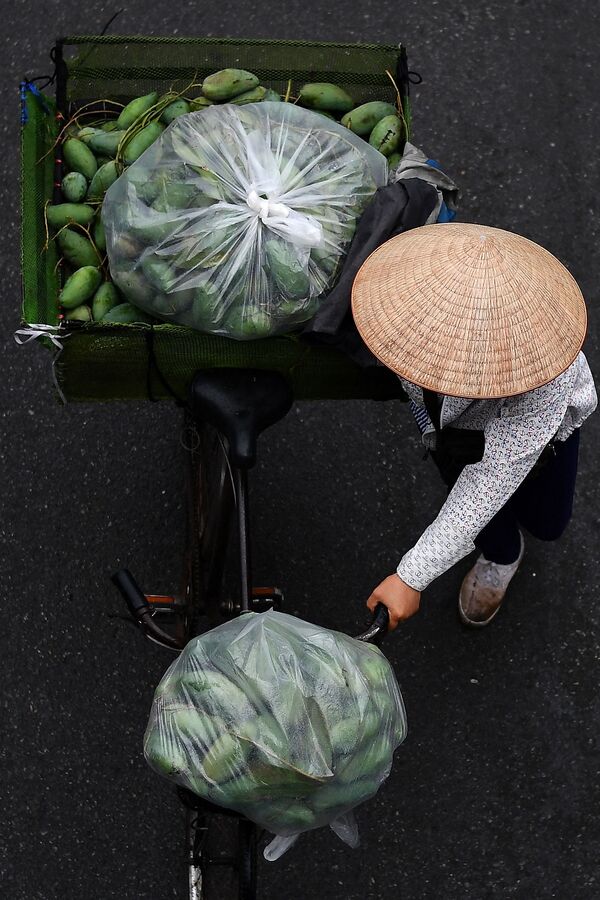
437;201;456;223
20;80;50;126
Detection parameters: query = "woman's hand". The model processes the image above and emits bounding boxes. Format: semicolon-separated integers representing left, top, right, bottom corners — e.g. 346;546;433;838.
366;574;421;630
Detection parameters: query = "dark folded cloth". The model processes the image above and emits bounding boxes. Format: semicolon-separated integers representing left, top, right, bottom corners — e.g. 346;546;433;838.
302;178;439;367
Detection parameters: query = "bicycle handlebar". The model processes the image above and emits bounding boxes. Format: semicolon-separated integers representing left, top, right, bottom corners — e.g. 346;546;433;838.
112;569;150;617
112;568;183;650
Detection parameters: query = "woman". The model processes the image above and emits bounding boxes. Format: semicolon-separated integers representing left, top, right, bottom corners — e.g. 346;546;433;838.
351;223;597;629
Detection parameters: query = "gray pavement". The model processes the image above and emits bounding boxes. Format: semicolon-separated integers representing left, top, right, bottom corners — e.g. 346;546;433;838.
2;2;600;898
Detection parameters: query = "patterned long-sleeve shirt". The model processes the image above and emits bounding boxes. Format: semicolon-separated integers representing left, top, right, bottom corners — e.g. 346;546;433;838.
396;351;598;591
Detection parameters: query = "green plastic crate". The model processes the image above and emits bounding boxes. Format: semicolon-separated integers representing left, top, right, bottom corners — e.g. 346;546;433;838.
21;34;412;403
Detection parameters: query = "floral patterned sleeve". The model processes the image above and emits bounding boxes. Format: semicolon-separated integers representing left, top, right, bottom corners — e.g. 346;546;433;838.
395;366;579;591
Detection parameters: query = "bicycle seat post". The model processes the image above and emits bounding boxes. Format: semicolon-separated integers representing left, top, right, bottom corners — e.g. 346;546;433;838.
189;369;293;612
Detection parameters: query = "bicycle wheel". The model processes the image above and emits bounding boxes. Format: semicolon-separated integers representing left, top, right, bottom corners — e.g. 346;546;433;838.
180;411;259;900
186;805;259;900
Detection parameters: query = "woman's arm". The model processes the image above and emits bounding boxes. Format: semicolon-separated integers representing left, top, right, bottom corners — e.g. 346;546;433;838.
367;365;578;625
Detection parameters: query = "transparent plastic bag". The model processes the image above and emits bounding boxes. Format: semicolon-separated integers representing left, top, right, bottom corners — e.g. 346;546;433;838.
103;103;387;338
144;611;407;859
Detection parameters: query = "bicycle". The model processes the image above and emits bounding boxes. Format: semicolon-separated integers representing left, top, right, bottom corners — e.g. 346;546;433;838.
21;34;410;898
113;367;390;900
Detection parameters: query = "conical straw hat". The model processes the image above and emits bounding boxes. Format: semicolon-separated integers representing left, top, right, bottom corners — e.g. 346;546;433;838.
351;223;587;399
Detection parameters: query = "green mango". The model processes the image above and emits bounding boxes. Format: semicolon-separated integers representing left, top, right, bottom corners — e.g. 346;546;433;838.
341;101;397;135
298;83;354;113
123;121;165;165
308;781;354;814
144;731;188;778
142;256;176;293
150;290;191;318
160;99;191;125
310;777;380;814
202;732;249;784
230;85;268;105
76;127;98;144
258;799;320;832
189;96;214;111
134;175;161;205
202;68;259;101
177;669;211;695
387;151;402;170
112;234;141;260
224;306;272;340
200;671;257;721
265;240;310;300
369;115;404;157
275;297;318;326
357;645;390;682
190;224;237;268
47;203;95;230
186;282;224;329
101;120;120;132
192;167;225;201
113;270;152;305
88;129;126;158
93;215;106;252
64;304;92;322
56;228;101;268
337;738;392;785
63;140;97;181
59;266;102;308
61;172;88;202
247;762;322;799
116;91;159;130
87;160;120;199
168;706;214;743
361;709;384;741
218;773;273;804
92;282;119;320
314;110;336;121
310;246;339;277
263;89;282;102
152;180;199;211
101;302;153;324
132;215;177;245
330;718;360;756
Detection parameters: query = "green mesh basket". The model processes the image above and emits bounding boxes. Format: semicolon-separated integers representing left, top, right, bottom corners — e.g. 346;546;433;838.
21;34;412;403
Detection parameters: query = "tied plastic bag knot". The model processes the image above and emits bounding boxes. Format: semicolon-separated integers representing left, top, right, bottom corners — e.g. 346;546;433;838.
246;187;323;249
246;188;290;221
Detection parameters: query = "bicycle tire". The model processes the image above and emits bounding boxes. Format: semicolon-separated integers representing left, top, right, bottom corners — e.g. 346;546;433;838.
238;820;258;900
181;411;258;900
185;806;259;900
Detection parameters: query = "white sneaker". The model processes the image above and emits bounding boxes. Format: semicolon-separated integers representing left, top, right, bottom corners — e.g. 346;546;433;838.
458;531;525;627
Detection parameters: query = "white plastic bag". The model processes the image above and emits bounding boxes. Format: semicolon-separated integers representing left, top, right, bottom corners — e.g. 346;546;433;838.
144;611;407;859
103;103;387;338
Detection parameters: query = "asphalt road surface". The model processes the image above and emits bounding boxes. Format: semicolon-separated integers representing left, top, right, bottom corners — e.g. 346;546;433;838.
2;2;600;898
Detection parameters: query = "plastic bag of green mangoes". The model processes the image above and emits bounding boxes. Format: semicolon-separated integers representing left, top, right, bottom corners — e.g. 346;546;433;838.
102;102;387;339
144;610;407;860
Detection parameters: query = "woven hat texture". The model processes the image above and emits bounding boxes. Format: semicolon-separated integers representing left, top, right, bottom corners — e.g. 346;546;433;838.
351;223;587;398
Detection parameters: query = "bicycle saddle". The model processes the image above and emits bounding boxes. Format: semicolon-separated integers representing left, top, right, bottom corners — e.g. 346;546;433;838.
189;369;294;468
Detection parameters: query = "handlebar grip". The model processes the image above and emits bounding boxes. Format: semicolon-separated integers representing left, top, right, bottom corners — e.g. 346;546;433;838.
371;603;390;633
355;602;390;644
112;569;150;619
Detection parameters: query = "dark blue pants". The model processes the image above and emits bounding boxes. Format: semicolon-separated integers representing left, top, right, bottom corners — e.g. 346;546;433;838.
436;428;581;565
